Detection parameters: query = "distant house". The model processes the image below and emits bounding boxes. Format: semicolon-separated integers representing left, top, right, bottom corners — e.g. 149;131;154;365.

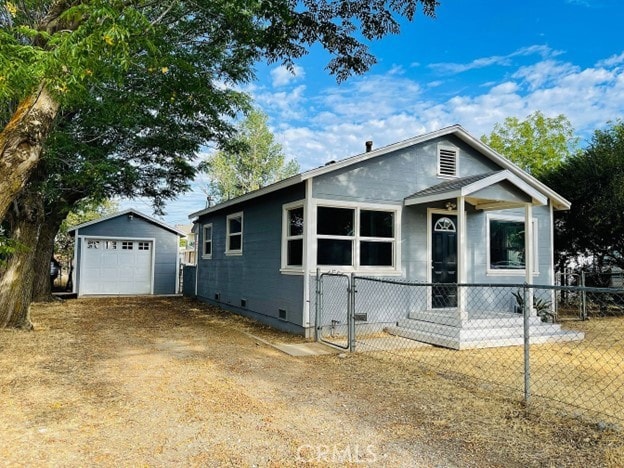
185;125;580;347
69;209;184;296
175;224;198;265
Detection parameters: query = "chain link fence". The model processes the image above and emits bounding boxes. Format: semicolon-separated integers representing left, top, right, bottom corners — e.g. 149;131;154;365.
316;273;624;425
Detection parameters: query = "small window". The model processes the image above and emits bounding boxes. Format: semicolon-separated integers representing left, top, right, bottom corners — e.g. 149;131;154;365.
138;242;150;251
438;145;458;178
105;241;117;250
226;212;243;255
284;206;304;267
122;241;133;250
203;224;213;258
87;240;100;249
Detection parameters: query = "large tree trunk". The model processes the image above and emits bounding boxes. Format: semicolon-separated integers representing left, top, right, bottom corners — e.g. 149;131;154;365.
0;85;59;222
31;215;65;302
0;189;45;329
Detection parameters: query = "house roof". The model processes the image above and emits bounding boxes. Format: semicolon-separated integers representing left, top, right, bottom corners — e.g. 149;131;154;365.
189;125;570;219
68;208;186;236
404;170;548;208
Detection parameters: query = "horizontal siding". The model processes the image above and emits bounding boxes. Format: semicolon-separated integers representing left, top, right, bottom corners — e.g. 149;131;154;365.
194;183;306;329
76;215;179;295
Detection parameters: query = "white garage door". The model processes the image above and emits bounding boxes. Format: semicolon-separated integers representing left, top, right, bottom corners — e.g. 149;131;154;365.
81;239;153;295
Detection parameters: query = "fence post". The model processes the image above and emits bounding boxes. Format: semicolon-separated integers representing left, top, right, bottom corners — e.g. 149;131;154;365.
523;283;531;405
315;268;321;342
348;273;356;353
581;270;587;320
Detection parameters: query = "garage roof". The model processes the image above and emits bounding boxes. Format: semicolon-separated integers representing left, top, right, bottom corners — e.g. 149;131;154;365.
68;209;186;236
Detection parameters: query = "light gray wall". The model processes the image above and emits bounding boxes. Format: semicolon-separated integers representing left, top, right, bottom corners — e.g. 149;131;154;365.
76;214;180;294
194;183;307;333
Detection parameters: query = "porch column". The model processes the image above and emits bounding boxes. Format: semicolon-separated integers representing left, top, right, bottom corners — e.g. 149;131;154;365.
457;196;467;322
524;202;535;315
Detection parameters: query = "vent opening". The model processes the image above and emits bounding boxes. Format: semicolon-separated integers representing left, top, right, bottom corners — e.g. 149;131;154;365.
438;147;458;177
354;313;368;322
214;292;220;301
278;308;287;320
241;299;247;308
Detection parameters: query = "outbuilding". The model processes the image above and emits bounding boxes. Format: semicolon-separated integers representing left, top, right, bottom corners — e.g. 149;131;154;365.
69;209;184;296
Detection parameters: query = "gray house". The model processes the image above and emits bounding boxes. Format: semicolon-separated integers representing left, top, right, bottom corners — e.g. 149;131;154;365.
186;125;578;346
69;209;184;296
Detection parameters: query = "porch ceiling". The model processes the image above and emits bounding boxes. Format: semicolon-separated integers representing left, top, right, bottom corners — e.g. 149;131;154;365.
404;170;547;210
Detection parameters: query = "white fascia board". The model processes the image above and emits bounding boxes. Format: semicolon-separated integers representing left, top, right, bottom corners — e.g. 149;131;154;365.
454;130;571;210
189;125;465;219
405;170;548;207
68;208;186;236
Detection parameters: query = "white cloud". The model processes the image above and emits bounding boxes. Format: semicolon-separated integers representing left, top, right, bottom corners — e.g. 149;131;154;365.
270;64;305;87
158;47;624;220
597;52;624;68
429;45;562;74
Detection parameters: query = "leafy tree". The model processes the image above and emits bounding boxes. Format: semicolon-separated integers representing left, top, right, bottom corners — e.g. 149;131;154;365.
205;110;300;201
0;0;439;223
481;111;579;178
542;121;624;272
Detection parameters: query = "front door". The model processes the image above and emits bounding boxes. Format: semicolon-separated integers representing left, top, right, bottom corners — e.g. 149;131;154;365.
431;214;457;308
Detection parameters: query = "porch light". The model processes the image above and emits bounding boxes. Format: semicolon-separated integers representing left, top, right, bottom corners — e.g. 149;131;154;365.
445;202;456;211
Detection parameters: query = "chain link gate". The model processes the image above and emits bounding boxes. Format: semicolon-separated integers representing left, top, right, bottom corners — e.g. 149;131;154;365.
315;270;355;351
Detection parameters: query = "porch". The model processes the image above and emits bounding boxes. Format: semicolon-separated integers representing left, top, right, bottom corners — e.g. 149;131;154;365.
385;309;584;350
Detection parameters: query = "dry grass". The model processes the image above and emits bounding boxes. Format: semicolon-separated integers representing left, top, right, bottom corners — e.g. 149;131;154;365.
0;296;622;466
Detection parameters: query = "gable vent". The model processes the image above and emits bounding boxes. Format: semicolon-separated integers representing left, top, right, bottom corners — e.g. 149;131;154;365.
438;147;458;177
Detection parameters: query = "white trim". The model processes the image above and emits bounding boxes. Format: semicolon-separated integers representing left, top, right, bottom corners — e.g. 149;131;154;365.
76;235;156;296
281;200;305;272
225;212;243;256
405;170;548;207
310;199;402;274
302;179;316;330
437;143;459;178
457;197;467;320
426;208;460;313
202;223;213;259
190;125;569;220
485;213;539;276
69;208;185;236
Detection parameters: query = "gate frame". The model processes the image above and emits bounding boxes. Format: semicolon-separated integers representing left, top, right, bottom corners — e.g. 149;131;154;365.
315;269;355;351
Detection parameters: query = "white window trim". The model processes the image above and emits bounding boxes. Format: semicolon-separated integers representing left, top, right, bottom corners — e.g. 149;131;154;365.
311;199;402;275
437;143;459;179
202;223;213;259
225;212;243;256
281;201;305;272
486;213;539;277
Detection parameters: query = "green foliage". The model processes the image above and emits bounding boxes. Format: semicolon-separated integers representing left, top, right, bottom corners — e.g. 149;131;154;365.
481;111;579;178
204;109;300;201
54;199;118;264
542;120;624;271
512;289;555;323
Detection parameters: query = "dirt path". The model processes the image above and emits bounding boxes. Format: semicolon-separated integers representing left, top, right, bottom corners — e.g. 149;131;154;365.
1;297;621;466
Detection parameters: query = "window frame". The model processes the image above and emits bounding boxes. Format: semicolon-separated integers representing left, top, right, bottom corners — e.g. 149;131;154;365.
437;143;459;179
486;213;539;276
281;201;305;272
202;223;213;259
314;201;401;274
225;212;243;256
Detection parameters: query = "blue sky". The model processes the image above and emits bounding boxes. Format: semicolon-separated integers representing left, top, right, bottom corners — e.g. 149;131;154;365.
122;0;624;226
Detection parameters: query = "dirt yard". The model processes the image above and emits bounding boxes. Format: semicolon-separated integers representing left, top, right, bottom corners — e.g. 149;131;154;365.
1;297;622;466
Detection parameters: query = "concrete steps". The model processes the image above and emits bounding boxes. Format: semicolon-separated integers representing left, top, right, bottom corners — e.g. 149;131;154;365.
386;313;585;350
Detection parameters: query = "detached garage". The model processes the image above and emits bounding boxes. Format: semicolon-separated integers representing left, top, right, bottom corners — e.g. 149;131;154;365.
69;209;184;296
